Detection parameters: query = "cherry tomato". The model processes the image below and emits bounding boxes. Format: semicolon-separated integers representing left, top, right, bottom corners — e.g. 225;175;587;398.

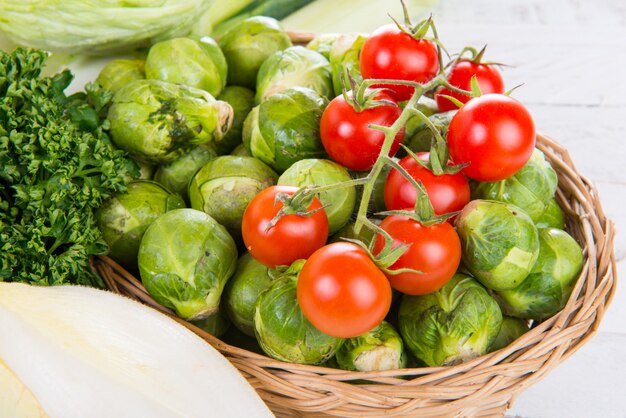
360;24;439;101
242;185;328;268
447;94;536;182
373;215;461;295
297;242;392;338
320;91;404;171
384;152;470;216
435;60;505;111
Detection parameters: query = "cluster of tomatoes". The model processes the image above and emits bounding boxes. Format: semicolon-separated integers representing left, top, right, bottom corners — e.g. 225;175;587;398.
240;21;536;339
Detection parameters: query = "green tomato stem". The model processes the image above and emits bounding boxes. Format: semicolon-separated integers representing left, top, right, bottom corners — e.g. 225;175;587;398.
353;89;422;235
352;75;454;236
408;110;445;166
438;78;473;97
307;176;370;194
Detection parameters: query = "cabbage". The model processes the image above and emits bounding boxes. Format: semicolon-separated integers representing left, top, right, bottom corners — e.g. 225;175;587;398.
0;0;214;54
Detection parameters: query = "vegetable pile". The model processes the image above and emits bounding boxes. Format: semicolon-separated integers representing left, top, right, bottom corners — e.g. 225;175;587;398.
1;2;585;373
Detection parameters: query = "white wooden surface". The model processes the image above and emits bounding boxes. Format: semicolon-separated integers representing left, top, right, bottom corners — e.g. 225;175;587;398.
426;1;626;416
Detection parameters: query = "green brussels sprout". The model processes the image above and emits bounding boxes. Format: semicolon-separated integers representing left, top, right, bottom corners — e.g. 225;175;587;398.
138;208;238;320
278;158;355;233
404;110;455;153
471;149;558;222
190;305;231;338
188;155;278;241
329;33;367;96
108;79;233;164
254;268;344;364
153;145;218;201
330;222;376;247
145;37;227;97
255;46;333;103
398;274;503;367
536;198;566;230
306;33;341;59
230;143;251;157
335;321;406;372
218;16;292;89
243;87;327;172
489;316;529;352
215;86;256;154
96;180;185;270
456;200;540;291
224;252;276;337
96;59;145;94
495;228;583;320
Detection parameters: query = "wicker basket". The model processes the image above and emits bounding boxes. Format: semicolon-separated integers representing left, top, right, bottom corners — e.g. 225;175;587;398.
92;132;617;417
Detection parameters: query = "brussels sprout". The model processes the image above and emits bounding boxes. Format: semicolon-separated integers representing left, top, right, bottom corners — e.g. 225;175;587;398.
96;59;144;94
215;86;256;154
495;228;583;320
404;110;455;153
230;143;251;157
96;181;185;270
335;321;406;372
145;37;227;97
243;87;327;172
398;274;503;367
329;33;367;96
306;33;341;59
255;46;333;103
218;16;292;89
188;155;278;241
138;209;238;320
153;145;218;201
489;316;529;352
224;252;276;336
536;198;566;230
456;200;540;291
330;222;376;247
108;79;233;164
278;158;355;233
254;269;344;364
190;306;231;338
471;149;558;222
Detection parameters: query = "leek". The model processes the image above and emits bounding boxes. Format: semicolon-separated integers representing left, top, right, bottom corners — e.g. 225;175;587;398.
0;282;274;418
281;0;439;33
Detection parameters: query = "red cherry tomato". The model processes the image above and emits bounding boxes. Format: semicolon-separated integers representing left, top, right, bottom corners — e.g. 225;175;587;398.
320;91;404;171
384;152;470;216
242;185;328;268
297;242;392;338
360;24;439;101
447;94;536;182
435;60;505;111
373;215;461;295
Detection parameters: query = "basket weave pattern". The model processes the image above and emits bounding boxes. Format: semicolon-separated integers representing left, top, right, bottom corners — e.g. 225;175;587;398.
93;133;617;417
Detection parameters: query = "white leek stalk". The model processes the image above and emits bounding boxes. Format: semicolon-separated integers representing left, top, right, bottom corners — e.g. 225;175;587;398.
0;282;274;418
281;0;439;33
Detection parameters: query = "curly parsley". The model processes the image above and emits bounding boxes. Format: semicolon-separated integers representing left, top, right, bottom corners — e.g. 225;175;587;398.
0;48;138;287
